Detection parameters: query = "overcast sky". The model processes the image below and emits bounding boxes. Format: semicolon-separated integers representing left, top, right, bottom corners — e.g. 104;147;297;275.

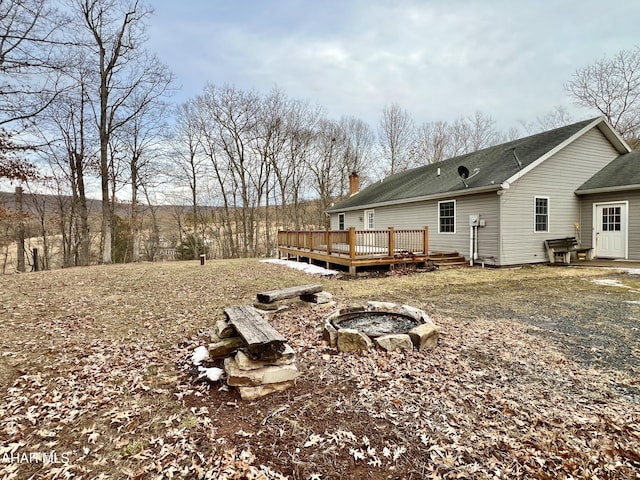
147;0;640;132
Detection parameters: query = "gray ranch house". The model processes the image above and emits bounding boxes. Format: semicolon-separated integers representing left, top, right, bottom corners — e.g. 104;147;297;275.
325;117;639;267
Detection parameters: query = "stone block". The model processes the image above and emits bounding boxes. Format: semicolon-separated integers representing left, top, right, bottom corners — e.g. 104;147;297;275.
253;301;280;311
237;380;297;401
400;305;433;325
375;334;413;352
408;324;440;351
215;319;237;338
337;328;373;352
322;322;338;348
301;291;333;304
367;301;397;311
224;356;299;387
208;336;245;358
234;345;296;370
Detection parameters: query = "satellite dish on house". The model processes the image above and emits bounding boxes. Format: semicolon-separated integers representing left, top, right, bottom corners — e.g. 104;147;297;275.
458;165;470;179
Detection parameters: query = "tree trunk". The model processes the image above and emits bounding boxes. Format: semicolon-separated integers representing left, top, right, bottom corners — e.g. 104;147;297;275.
15;186;25;272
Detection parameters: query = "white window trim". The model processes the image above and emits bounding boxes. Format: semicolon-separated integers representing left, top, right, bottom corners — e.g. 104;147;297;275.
438;200;456;234
534;196;550;233
364;209;375;230
338;213;345;231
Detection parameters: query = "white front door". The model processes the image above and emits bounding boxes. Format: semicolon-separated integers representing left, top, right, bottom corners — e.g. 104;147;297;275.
594;202;627;258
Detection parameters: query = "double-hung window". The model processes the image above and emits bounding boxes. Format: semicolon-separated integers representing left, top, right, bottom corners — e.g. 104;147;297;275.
438;200;456;233
534;197;549;232
338;213;345;231
364;209;375;230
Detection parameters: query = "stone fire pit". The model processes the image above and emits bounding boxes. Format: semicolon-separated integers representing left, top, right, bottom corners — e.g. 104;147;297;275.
322;301;440;353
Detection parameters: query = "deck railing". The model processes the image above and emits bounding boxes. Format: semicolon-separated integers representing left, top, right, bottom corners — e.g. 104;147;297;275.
277;227;429;259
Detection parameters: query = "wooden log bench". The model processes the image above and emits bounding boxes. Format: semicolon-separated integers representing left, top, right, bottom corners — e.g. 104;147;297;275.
224;305;287;361
544;237;593;264
256;284;324;305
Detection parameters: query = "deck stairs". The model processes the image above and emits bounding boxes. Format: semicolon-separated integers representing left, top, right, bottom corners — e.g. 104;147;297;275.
427;251;468;268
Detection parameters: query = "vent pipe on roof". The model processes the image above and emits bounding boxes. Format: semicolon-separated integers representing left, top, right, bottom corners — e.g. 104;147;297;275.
511;148;522;169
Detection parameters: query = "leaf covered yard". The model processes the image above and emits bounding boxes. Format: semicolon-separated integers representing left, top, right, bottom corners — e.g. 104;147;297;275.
1;261;639;479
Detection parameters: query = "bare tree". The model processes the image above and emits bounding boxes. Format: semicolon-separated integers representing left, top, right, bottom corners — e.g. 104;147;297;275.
307;118;348;227
412;111;506;165
117;93;169;262
0;0;68;128
520;105;574;135
73;0;172;264
412;120;451;164
566;46;640;144
339;116;374;195
170;100;207;255
377;103;415;175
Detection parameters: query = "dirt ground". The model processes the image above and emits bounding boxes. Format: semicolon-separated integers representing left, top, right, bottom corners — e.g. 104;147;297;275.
0;260;638;479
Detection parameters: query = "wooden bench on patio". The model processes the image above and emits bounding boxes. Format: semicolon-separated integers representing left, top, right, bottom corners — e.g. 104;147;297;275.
544;237;593;264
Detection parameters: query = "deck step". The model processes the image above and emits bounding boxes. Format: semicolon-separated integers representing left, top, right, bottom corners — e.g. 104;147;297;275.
427;252;468;268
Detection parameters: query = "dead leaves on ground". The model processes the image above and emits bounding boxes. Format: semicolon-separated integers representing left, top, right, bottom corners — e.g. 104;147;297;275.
1;262;639;479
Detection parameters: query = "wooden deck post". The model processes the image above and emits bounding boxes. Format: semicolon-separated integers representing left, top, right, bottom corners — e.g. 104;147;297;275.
325;230;332;255
348;227;356;259
388;227;395;257
423;226;429;254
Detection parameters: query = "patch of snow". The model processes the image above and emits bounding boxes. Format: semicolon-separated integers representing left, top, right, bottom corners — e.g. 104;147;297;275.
191;346;210;366
624;269;640;275
591;279;630;288
625;300;640;305
197;366;225;382
261;258;339;276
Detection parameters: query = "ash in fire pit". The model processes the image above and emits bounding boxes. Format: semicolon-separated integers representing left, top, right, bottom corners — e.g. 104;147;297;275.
331;311;421;337
322;302;440;353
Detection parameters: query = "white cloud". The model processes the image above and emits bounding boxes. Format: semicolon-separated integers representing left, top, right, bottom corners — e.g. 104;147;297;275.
148;0;640;130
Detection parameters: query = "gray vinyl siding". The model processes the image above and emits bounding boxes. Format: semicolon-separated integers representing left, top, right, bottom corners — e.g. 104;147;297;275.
499;128;620;265
579;191;640;260
330;192;500;262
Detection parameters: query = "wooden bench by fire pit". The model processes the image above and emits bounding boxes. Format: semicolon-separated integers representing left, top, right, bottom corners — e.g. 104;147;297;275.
544;237;593;264
224;305;287;361
255;284;331;309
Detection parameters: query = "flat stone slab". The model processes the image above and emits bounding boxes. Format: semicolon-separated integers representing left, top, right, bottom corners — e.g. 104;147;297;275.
234;345;296;371
224;356;299;387
237;380;297;401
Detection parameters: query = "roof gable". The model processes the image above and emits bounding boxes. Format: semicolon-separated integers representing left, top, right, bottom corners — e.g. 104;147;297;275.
329;117;629;212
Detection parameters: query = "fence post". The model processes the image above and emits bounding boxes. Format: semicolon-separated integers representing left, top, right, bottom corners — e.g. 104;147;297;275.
325;230;331;255
388;227;395;257
423;226;429;254
349;227;356;259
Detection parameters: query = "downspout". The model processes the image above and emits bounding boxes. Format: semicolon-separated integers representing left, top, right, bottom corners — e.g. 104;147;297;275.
474;225;479;261
469;225;474;267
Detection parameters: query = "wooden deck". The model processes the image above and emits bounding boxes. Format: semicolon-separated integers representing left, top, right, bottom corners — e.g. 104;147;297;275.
277;227;439;275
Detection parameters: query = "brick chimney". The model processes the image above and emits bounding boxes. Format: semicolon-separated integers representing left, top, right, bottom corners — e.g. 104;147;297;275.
349;172;360;196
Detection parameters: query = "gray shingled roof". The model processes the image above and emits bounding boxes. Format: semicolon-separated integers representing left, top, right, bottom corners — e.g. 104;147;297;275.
328;117;599;212
576;151;640;193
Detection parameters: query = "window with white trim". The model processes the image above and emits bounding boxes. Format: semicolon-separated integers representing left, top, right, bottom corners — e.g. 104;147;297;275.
534;197;549;232
338;213;345;231
438;200;456;233
364;209;375;230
